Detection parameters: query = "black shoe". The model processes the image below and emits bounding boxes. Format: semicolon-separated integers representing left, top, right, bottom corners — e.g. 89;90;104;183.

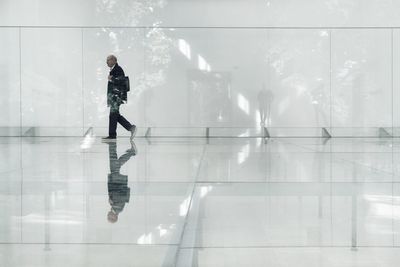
101;136;117;142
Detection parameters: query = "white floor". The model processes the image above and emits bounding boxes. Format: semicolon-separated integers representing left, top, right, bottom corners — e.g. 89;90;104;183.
1;136;400;267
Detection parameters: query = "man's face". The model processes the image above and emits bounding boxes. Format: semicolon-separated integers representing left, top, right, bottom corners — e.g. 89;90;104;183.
106;57;116;68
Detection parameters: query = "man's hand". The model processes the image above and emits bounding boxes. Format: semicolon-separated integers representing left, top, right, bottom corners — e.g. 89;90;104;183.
108;75;112;81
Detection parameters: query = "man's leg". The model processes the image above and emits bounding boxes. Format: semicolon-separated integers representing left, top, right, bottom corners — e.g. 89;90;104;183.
108;104;120;138
117;114;134;131
117;111;137;139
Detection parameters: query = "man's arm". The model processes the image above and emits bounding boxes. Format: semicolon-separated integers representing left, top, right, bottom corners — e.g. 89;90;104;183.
109;66;125;84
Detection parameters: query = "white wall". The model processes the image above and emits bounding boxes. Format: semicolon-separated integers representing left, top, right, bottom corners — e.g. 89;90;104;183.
2;0;400;27
0;0;399;136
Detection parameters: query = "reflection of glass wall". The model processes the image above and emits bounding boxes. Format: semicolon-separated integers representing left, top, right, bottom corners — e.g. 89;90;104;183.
0;27;399;136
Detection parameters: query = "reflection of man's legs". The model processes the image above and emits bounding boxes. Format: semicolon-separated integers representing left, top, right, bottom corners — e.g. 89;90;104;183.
266;105;271;126
108;143;120;174
107;142;121;224
259;106;266;126
108;141;136;175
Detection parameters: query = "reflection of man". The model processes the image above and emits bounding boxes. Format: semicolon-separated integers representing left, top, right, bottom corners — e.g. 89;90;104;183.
102;55;137;142
257;83;274;127
107;140;137;223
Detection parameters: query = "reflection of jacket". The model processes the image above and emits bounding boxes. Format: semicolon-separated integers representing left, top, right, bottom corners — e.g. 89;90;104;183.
108;173;130;214
107;63;128;107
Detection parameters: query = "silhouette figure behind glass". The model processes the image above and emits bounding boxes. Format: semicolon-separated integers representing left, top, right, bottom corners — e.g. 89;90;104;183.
257;83;274;127
107;140;137;223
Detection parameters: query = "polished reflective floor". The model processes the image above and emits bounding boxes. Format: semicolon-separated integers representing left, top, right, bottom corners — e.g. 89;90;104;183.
1;137;400;267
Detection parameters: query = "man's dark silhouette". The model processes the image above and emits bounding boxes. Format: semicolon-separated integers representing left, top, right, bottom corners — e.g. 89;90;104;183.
102;55;136;141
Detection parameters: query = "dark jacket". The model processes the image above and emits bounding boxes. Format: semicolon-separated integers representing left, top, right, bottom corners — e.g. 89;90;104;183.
107;63;127;107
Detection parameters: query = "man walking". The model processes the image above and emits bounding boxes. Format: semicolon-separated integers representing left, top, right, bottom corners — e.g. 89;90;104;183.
102;55;136;141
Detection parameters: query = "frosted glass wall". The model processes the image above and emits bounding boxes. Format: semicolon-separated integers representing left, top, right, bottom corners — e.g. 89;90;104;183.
1;0;400;137
20;28;83;136
0;28;20;136
2;0;400;28
0;27;399;137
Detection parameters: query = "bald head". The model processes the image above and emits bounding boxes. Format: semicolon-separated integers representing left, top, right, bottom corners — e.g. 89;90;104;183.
106;55;117;68
107;210;118;223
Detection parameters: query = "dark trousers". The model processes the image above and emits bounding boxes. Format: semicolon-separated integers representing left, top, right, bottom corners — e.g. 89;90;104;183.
108;104;134;138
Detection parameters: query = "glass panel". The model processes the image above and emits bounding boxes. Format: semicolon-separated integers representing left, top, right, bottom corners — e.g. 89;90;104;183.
331;29;392;128
0;28;20;136
20;28;83;136
267;29;330;128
